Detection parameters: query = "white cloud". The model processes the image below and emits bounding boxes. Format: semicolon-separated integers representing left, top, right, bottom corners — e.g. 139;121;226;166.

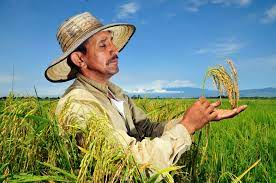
140;19;148;25
126;80;196;93
245;54;276;69
34;82;73;97
211;0;251;6
184;0;206;12
0;82;70;97
184;0;251;12
261;4;276;24
0;74;22;84
196;39;243;56
152;80;195;88
233;54;276;79
115;2;139;20
167;13;177;18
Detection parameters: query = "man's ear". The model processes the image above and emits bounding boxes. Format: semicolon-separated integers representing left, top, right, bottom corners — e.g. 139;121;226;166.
70;52;86;69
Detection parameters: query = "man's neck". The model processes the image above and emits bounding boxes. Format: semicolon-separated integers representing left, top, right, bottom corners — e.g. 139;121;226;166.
81;71;110;85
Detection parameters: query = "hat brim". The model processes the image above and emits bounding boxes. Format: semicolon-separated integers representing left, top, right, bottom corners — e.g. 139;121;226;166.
45;23;135;83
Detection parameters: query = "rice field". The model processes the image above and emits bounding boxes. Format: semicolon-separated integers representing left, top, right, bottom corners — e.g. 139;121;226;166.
0;96;275;182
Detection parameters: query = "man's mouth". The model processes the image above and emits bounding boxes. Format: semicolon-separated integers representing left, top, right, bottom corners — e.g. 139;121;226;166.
108;55;119;65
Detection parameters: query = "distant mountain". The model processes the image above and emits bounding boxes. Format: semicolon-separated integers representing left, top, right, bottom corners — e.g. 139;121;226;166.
240;87;276;97
127;87;276;98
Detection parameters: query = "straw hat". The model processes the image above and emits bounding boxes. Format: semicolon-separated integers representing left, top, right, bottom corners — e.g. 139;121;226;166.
45;12;136;82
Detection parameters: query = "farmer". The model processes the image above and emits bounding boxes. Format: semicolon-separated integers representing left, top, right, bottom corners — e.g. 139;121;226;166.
45;12;247;170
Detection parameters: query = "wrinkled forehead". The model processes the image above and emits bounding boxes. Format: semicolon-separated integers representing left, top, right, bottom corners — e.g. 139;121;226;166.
86;30;113;44
95;30;113;38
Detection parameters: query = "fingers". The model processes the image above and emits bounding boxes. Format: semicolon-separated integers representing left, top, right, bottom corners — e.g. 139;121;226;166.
210;100;221;108
208;111;218;121
206;105;215;114
206;100;221;114
222;109;237;119
236;105;247;113
218;105;248;120
199;97;221;109
199;97;221;107
199;96;207;104
199;96;210;109
229;105;247;117
197;97;247;122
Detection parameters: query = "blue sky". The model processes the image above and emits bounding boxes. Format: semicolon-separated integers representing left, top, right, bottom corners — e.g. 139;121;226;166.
0;0;276;96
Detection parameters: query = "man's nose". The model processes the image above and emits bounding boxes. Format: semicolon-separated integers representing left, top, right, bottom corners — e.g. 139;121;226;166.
110;41;119;55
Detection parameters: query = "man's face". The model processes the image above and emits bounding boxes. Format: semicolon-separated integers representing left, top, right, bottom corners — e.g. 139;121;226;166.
82;31;119;79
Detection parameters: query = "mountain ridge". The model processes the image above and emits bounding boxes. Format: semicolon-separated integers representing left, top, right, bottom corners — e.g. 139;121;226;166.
127;87;276;98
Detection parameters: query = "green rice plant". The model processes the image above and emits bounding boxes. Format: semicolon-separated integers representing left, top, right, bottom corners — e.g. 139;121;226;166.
0;95;179;182
141;98;275;182
0;93;275;182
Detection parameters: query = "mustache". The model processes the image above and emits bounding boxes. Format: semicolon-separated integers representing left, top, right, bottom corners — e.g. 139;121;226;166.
108;54;118;64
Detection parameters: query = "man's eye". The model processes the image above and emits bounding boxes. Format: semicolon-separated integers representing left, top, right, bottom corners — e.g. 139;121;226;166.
99;44;106;47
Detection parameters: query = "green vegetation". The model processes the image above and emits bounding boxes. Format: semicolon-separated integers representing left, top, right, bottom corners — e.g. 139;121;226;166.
0;96;275;182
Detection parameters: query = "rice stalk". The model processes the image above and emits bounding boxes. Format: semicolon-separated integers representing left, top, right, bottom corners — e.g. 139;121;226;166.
203;59;240;109
232;159;261;183
0;96;144;182
1;92;272;182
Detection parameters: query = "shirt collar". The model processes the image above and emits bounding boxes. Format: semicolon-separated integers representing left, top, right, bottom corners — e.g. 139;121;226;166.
76;73;123;97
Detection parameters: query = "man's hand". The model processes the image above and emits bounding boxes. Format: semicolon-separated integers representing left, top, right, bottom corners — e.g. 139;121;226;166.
181;96;247;134
212;105;247;121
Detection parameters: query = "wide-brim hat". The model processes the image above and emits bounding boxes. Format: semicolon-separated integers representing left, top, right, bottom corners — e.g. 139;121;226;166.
45;12;135;82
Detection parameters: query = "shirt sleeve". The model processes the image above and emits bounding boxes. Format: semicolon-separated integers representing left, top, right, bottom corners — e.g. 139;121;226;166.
119;95;192;170
114;123;192;170
56;92;192;171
